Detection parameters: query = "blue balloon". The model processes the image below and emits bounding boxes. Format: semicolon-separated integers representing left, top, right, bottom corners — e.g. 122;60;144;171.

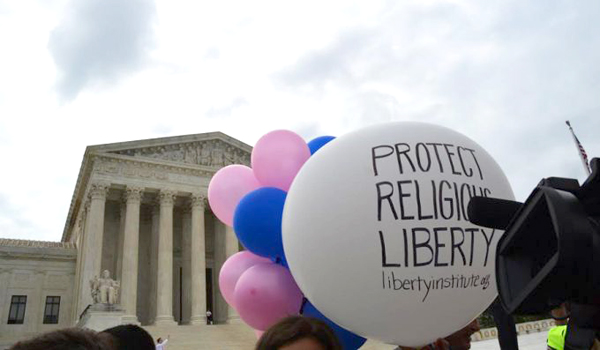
233;187;287;265
302;300;367;350
307;136;335;155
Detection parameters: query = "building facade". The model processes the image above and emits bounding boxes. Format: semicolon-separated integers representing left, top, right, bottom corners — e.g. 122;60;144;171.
0;132;249;343
0;239;77;342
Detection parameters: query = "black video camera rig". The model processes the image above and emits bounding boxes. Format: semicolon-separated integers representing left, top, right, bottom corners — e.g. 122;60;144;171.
470;158;600;350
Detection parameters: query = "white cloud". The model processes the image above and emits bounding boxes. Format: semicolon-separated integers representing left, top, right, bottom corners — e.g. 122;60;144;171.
48;0;157;100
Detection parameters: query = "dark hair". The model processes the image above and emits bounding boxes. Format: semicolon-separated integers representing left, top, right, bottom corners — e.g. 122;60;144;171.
102;324;154;350
255;316;342;350
9;328;114;350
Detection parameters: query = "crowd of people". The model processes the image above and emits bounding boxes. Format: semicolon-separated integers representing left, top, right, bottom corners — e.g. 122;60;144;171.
7;315;480;350
7;308;600;350
5;316;471;350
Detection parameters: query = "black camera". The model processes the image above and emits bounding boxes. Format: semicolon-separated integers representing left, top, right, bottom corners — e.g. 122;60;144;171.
468;158;600;350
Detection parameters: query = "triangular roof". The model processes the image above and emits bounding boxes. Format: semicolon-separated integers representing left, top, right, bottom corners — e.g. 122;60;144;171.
86;131;251;154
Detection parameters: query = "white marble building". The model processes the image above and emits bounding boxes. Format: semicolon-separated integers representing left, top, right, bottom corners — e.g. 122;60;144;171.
0;132;249;342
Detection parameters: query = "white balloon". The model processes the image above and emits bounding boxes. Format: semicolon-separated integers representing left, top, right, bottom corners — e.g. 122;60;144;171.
283;122;514;347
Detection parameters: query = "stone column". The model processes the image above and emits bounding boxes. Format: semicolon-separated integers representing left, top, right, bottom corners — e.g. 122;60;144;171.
78;182;109;316
181;206;191;324
120;186;143;324
72;208;87;322
115;202;126;282
224;225;241;323
149;204;160;324
212;220;227;323
154;190;177;325
190;194;207;325
224;225;239;259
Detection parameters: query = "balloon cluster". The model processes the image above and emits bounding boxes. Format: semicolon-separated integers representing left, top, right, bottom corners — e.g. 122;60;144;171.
208;131;365;349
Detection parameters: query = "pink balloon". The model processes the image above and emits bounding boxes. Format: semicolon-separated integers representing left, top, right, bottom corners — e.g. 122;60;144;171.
234;263;303;331
219;251;271;307
251;130;311;192
254;329;264;339
208;165;261;226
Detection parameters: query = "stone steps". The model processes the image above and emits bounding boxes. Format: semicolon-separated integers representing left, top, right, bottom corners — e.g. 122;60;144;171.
143;323;258;350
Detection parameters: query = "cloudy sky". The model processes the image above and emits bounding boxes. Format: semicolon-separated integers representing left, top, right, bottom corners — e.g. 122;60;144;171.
1;0;599;242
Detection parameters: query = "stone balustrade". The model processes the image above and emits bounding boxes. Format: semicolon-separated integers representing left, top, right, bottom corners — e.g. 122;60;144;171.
471;318;557;342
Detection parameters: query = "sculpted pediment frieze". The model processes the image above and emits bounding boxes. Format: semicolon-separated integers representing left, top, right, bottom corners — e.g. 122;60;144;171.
107;139;251;167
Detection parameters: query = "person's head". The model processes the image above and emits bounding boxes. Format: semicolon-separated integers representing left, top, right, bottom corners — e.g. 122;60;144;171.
550;302;570;326
256;316;341;350
102;270;110;278
9;328;114;350
102;324;154;350
444;319;480;350
157;337;162;343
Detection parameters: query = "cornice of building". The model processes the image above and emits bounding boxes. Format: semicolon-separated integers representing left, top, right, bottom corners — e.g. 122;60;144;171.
0;239;77;261
0;238;76;249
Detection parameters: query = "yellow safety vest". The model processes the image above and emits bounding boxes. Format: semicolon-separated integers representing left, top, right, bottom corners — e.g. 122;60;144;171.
548;325;567;350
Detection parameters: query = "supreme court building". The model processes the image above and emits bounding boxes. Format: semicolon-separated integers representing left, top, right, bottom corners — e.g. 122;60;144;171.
0;132;249;341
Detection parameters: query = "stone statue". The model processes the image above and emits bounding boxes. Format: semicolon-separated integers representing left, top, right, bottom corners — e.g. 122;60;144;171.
198;144;212;166
90;270;120;305
210;147;224;166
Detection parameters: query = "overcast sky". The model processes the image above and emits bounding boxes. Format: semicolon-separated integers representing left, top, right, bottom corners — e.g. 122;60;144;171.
1;0;599;242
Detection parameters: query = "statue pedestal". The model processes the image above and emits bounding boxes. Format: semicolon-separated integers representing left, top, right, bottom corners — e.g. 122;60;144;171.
77;304;127;331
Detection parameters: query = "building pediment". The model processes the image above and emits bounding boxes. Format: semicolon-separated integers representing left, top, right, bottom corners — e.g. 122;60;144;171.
107;138;249;168
91;132;251;168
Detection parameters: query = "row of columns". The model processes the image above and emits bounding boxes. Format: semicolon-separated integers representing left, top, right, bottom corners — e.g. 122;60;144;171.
77;182;234;325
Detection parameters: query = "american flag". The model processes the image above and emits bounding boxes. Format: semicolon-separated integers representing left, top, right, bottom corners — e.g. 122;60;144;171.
566;120;591;175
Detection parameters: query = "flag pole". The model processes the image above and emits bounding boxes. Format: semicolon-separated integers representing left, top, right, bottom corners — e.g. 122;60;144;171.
565;120;591;176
